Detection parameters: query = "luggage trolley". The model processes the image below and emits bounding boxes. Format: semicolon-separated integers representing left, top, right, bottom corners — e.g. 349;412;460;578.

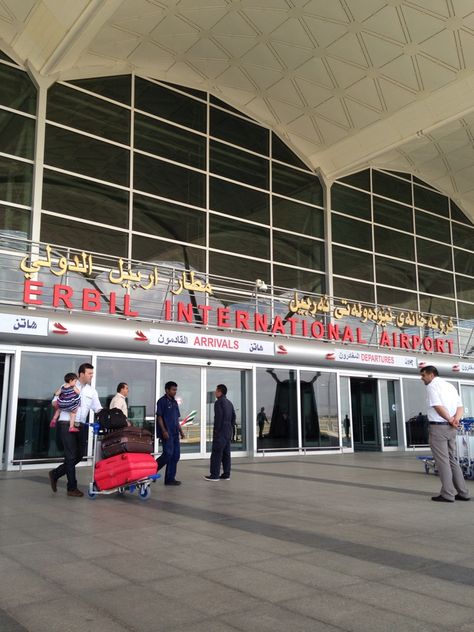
87;419;160;500
417;418;474;480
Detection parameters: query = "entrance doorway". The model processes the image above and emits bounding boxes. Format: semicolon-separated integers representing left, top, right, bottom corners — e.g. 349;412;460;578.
350;377;380;451
0;354;12;469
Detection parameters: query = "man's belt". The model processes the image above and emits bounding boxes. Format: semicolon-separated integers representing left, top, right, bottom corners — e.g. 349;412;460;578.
429;421;449;425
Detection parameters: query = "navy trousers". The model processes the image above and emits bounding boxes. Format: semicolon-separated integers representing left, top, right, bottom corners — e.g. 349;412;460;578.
210;436;231;478
156;433;180;483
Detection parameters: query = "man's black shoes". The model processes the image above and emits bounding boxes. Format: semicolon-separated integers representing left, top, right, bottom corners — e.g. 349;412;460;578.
431;495;454;503
164;480;181;486
455;494;470;501
48;470;57;493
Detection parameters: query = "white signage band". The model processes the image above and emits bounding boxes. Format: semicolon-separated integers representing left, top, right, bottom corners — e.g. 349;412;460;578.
0;314;49;336
149;329;274;356
329;349;417;368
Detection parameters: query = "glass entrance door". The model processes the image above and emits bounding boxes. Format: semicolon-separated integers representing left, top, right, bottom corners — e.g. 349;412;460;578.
206;367;248;454
378;379;401;447
351;377;381;451
0;354;11;469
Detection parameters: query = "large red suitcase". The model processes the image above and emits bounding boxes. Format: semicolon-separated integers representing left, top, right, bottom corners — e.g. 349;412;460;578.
94;453;157;491
101;427;153;458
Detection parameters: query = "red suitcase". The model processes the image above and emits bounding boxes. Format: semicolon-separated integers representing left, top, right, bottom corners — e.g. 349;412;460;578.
94;453;157;491
101;427;153;458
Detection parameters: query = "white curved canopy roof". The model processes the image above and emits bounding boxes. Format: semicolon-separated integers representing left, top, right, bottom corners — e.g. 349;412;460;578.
1;0;474;220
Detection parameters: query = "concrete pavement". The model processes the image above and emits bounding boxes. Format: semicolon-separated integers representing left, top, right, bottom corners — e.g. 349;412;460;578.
0;452;473;632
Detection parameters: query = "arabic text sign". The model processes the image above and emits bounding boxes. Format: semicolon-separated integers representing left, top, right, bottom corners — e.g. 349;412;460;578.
149;329;274;356
333;349;417;368
459;363;474;374
0;313;48;336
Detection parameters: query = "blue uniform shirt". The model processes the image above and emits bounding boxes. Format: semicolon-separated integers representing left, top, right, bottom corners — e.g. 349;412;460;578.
156;394;180;439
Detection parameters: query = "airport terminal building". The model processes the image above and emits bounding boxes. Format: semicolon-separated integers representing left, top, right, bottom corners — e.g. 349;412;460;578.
0;2;473;470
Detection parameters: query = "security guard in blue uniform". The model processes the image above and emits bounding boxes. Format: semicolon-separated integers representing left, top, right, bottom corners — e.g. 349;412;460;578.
156;381;185;485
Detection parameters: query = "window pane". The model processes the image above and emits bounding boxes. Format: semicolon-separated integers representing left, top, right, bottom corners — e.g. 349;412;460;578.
210;251;270;283
211;107;268;155
135;113;205;169
458;302;474;320
451;202;472;225
96;357;156;424
375;226;414;260
301;371;339;448
69;75;131;105
271;133;308;169
0;156;33;205
132;235;205;270
273;231;324;270
210;141;269;189
333;277;374;302
47;83;130;144
273;196;323;237
452;222;474;249
210;215;270;259
210;177;269;223
15;352;91;460
415;210;450;243
454;248;474;277
273;265;325;293
373;170;412;205
456;275;474;303
256;368;298;451
375;256;417;290
403;378;429;447
418;267;455;298
373;196;413;232
417;237;452;270
45;125;129;186
133;194;205;245
331;183;371;220
272;163;323;206
376;286;418;310
0;64;36;114
0;110;35;159
332;215;372;250
0;204;30;241
332;245;373;282
41;214;128;257
42;170;129;228
134;153;205;207
339;169;370;190
135;77;206;132
414;185;449;217
419;294;456;317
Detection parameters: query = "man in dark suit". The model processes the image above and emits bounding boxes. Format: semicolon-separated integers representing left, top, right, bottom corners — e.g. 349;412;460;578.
204;384;236;481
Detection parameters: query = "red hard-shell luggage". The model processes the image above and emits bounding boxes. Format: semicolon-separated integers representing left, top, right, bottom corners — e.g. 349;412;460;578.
101;427;153;458
94;453;157;491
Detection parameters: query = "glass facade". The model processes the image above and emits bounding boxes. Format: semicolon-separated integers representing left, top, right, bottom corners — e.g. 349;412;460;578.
331;170;474;319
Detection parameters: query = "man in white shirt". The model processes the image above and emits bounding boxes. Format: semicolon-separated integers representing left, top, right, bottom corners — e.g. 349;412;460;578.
48;363;102;497
420;366;470;503
109;382;129;417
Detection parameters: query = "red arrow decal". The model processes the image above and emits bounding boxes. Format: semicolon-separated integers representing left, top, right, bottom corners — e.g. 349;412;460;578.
326;352;335;360
135;330;148;342
276;344;288;355
52;322;68;335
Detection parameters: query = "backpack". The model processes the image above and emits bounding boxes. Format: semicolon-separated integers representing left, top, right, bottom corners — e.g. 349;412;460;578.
96;407;128;430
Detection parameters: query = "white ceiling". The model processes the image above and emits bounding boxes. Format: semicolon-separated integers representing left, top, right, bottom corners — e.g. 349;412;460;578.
1;0;474;220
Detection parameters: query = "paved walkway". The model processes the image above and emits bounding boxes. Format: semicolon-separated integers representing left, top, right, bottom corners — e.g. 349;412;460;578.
0;452;473;632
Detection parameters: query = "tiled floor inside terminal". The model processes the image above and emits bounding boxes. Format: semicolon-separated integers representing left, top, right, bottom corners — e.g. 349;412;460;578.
0;452;473;632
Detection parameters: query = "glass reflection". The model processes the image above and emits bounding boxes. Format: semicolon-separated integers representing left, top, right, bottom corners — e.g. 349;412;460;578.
403;378;429;446
256;368;298;450
161;364;202;454
300;371;338;448
15;352;91;460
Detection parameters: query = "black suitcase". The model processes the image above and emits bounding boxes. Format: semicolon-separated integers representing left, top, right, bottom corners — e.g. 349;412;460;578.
101;426;154;458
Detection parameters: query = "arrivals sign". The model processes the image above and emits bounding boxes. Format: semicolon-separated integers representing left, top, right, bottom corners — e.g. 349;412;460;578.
149;329;275;355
